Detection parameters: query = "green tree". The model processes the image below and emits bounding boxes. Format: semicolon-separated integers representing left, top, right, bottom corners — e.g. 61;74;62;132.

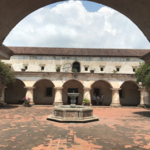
0;61;15;97
135;63;150;88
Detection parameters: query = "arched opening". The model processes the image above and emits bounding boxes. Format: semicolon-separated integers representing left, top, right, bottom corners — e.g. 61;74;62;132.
33;79;55;105
72;62;80;72
91;80;112;106
1;0;149;47
5;79;26;104
62;80;83;105
120;81;140;106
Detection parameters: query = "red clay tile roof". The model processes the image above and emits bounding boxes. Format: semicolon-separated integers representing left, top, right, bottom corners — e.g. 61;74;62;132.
8;47;150;57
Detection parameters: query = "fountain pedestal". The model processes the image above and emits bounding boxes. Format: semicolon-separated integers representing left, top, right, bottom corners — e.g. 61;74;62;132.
68;93;79;108
47;93;99;123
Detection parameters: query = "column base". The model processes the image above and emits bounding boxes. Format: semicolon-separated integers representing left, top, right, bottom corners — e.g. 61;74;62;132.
0;102;7;107
30;102;35;106
110;103;121;107
53;102;63;106
138;104;145;107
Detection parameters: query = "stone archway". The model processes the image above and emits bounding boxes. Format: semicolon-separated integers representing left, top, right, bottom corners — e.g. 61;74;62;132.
5;79;26;104
120;81;140;106
91;80;112;106
62;80;84;105
1;0;150;59
33;79;55;105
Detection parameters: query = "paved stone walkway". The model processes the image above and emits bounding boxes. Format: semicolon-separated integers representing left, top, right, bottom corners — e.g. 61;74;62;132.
0;105;150;150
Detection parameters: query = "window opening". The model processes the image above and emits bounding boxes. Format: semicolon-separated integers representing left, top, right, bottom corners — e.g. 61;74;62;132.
85;67;88;71
46;87;52;96
117;68;120;72
100;67;104;71
72;62;80;72
41;66;44;70
133;68;136;72
25;66;28;70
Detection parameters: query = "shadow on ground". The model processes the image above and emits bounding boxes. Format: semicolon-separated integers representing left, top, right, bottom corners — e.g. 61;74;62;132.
0;105;18;109
133;111;150;117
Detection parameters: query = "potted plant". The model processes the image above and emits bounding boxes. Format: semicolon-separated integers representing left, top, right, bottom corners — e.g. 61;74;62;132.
72;68;77;73
83;98;90;106
22;97;30;107
21;68;25;71
90;69;95;73
56;66;61;72
113;70;118;74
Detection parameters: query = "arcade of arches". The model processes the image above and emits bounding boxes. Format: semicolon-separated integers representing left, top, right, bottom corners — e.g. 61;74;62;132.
1;78;149;107
1;0;150;59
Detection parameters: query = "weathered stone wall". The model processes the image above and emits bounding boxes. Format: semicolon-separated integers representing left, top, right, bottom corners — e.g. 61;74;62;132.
2;55;142;74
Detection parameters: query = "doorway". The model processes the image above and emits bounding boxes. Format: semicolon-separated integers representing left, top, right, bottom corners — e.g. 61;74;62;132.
68;88;78;104
94;88;99;96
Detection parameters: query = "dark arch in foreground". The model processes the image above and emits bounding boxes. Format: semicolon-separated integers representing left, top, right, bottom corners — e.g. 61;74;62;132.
0;0;150;59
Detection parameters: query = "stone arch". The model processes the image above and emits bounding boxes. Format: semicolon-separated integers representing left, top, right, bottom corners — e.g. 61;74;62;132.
33;79;55;87
1;1;150;59
5;78;26;104
72;61;81;72
120;80;140;89
120;81;140;106
62;79;84;105
33;79;55;105
91;80;113;106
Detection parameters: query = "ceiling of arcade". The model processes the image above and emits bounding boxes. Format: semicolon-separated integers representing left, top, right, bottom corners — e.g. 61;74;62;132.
0;0;150;59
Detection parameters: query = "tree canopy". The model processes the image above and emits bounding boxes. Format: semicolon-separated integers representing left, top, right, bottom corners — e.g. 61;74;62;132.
0;61;15;97
135;63;150;88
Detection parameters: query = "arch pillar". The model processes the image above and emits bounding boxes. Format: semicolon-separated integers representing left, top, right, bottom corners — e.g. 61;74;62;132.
138;88;150;107
83;88;92;104
24;87;35;105
53;87;63;106
111;88;121;107
0;86;7;106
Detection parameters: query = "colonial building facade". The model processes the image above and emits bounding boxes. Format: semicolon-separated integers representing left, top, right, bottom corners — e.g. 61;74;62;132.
1;47;150;107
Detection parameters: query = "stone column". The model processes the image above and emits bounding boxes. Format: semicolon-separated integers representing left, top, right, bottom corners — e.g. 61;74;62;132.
24;87;35;105
0;87;7;106
138;88;150;107
111;88;121;107
83;88;91;104
53;87;63;106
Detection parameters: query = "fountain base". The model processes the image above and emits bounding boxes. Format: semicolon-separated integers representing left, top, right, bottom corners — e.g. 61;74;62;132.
47;105;99;123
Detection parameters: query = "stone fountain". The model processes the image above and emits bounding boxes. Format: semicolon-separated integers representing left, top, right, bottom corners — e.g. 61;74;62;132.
47;92;99;123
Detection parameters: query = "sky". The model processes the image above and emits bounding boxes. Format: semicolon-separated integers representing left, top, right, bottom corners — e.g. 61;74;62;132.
3;0;150;49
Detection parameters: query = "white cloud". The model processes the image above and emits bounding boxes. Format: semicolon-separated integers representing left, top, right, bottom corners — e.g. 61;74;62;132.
3;1;150;49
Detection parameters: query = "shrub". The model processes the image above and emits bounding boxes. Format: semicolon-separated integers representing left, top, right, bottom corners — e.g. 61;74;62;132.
56;67;60;70
135;63;150;88
72;68;77;73
0;61;15;97
83;98;90;103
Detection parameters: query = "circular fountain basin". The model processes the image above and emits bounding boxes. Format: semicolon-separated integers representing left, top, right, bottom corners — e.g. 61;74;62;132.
47;105;99;123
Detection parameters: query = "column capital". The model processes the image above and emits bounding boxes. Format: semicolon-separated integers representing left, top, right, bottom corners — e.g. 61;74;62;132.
83;87;91;91
54;87;63;90
111;88;121;91
24;86;35;90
